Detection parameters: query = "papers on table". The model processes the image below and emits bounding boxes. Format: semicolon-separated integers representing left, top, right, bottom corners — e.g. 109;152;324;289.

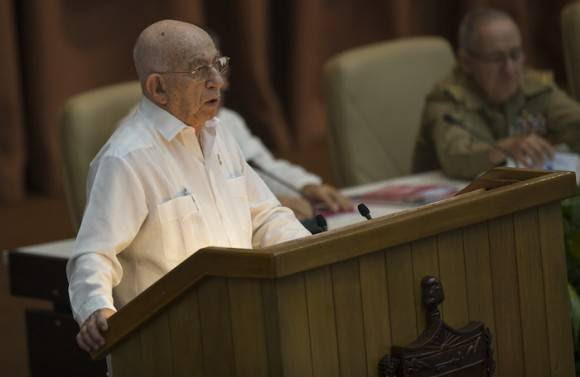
506;151;580;183
350;183;459;205
324;171;469;230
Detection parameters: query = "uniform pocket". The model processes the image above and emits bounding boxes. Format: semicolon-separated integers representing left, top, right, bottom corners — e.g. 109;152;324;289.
157;194;207;263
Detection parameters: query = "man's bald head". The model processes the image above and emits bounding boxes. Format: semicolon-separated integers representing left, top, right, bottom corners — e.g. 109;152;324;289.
133;20;215;85
132;20;224;131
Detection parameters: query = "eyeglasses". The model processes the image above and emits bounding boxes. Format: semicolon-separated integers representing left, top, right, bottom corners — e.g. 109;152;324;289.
161;56;230;81
468;47;524;65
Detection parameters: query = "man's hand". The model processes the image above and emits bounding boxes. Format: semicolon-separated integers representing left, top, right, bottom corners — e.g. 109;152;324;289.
76;308;116;353
278;195;314;220
301;184;354;213
490;134;554;167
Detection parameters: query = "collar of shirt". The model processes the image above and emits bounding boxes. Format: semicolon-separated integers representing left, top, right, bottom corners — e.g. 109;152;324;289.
136;96;219;158
447;66;553;112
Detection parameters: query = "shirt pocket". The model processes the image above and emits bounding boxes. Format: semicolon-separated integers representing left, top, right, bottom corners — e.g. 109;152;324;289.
156;194;208;263
225;175;252;245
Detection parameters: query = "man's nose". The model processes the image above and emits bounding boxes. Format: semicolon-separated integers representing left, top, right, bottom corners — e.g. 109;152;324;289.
206;68;225;89
502;57;517;76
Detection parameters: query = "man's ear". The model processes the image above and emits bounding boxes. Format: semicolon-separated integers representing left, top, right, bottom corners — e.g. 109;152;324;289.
458;48;473;74
144;74;168;106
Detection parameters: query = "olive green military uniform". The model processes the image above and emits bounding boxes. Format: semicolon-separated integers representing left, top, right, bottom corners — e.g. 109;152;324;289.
413;66;580;179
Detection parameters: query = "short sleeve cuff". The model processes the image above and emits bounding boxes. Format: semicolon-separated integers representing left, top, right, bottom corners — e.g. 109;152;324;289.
75;296;117;326
295;175;323;191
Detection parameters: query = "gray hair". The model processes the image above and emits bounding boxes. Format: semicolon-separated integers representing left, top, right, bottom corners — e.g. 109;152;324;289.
458;8;514;51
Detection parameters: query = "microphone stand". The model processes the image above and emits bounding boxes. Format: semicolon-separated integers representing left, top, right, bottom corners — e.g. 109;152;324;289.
247;159;328;233
247;159;304;197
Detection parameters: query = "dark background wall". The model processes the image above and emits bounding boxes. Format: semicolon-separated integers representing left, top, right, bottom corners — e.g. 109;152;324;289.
0;0;576;204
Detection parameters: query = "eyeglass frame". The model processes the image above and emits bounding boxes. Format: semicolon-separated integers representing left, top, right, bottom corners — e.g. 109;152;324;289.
159;56;230;81
466;47;524;65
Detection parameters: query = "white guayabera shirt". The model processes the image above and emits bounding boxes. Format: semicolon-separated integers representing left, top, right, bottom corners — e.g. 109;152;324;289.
67;97;309;325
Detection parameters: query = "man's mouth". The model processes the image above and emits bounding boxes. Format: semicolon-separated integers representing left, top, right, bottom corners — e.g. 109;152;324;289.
205;98;220;106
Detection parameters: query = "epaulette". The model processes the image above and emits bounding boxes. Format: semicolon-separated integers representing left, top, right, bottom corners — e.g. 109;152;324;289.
522;69;554;97
437;80;484;110
427;67;483;109
526;68;553;84
444;83;466;103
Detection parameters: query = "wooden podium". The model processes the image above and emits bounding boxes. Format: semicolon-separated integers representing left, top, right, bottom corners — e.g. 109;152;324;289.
92;168;576;377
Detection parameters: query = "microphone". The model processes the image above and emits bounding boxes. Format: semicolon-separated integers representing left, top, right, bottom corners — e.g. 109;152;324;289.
442;113;518;167
357;203;372;220
299;214;327;234
315;214;328;232
247;159;304;197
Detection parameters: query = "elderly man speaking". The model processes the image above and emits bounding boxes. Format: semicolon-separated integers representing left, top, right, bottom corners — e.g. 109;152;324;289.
67;20;310;353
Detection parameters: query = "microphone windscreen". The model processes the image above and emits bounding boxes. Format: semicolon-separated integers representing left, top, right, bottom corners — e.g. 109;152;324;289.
315;214;328;231
357;203;372;220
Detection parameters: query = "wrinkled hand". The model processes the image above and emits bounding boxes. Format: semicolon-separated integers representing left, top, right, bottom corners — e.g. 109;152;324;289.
278;195;314;220
76;308;116;353
491;134;554;167
301;184;354;213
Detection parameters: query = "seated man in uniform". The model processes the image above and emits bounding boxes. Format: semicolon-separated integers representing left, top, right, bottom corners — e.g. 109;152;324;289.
413;8;580;179
67;20;310;353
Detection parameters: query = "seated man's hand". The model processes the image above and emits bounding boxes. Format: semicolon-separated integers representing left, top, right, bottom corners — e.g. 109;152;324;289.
301;184;354;213
76;307;116;353
278;195;314;220
491;134;554;167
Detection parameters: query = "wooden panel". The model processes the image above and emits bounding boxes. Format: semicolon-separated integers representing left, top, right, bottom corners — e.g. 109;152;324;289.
463;222;497;354
386;244;417;345
260;280;283;377
411;237;439;333
197;277;235;377
359;251;391;377
97;170;577;359
487;215;525;376
514;208;551;377
538;203;575;377
304;266;340;376
227;278;269;377
436;230;468;328
168;291;203;377
109;334;144;377
139;312;173;377
0;250;53;377
276;273;313;377
332;258;368;377
273;170;576;278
